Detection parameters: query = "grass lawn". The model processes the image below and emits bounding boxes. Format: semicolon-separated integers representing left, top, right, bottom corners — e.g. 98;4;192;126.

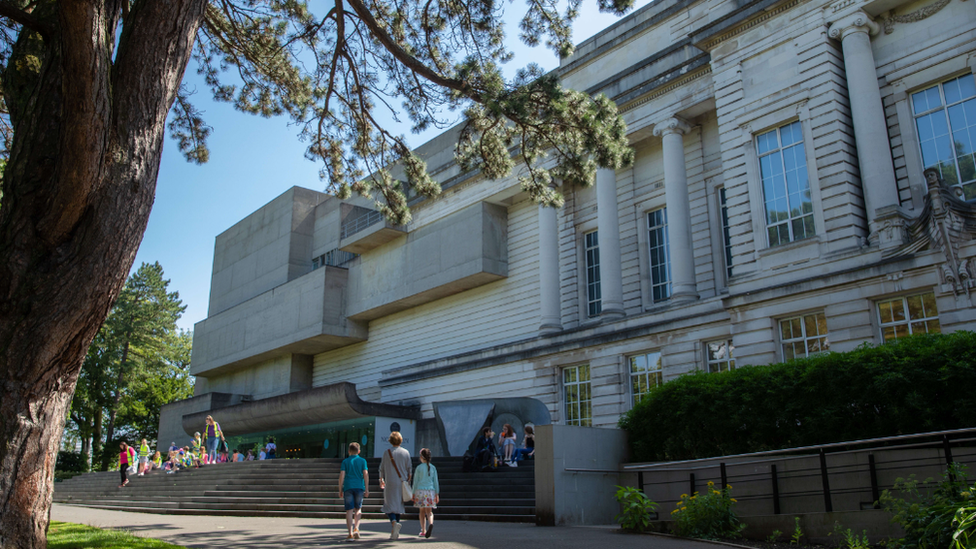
48;521;189;549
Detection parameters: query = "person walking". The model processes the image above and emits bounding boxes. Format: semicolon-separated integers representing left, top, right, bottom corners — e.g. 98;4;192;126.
137;439;151;475
202;416;224;465
339;442;369;541
411;448;440;538
378;431;411;540
265;436;277;459
118;442;134;487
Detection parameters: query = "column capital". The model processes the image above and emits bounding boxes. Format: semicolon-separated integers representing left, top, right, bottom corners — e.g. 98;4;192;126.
653;116;692;138
828;10;879;41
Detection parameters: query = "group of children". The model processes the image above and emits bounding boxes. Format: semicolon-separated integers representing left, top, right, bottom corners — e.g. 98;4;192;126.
339;435;441;542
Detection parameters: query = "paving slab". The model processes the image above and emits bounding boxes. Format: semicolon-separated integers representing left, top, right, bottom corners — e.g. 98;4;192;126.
52;503;720;549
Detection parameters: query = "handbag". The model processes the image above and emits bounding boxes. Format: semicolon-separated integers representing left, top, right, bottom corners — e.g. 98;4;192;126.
387;449;413;502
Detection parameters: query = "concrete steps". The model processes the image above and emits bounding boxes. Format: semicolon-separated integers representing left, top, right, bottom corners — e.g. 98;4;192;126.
54;457;535;522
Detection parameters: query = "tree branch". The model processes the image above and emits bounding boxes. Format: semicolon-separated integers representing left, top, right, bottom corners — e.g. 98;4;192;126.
344;0;483;102
0;0;53;38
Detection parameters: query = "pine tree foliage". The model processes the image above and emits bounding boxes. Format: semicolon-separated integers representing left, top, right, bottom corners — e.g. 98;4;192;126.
67;262;191;470
0;0;636;224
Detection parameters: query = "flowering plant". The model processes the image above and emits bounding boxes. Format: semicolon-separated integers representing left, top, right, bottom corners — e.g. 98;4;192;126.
670;481;744;540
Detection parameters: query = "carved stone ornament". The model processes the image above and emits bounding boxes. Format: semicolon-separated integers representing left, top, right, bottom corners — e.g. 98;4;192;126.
884;168;976;295
879;0;956;35
653;117;692;137
828;10;880;40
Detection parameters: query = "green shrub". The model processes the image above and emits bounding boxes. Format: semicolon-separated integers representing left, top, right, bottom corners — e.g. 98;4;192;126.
880;464;973;549
619;332;976;461
614;485;657;531
56;451;87;472
53;470;84;482
670;481;743;539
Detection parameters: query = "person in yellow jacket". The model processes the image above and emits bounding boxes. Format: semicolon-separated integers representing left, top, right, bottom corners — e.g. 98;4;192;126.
137;439;151;476
202;416;225;465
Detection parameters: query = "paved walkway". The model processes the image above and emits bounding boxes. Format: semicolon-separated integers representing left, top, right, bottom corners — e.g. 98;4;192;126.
52;504;721;549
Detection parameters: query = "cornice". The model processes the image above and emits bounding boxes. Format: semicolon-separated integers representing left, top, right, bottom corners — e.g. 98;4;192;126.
619;66;713;113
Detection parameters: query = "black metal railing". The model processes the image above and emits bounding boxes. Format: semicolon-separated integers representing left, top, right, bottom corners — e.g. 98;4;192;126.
565;427;976;518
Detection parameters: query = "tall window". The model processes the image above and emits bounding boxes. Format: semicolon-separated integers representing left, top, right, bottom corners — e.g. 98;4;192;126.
780;312;829;360
584;231;601;317
757;121;814;246
629;352;663;406
647;208;671;302
877;292;941;342
705;340;735;373
719;188;733;280
912;75;976;199
563;364;592;427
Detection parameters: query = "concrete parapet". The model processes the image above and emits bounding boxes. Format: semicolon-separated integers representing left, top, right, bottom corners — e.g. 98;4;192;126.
346;201;508;321
191;266;367;377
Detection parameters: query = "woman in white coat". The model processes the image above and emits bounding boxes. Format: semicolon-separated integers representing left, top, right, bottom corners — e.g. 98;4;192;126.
378;431;412;540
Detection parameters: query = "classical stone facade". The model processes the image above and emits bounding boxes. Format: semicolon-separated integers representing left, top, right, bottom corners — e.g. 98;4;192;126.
161;0;976;449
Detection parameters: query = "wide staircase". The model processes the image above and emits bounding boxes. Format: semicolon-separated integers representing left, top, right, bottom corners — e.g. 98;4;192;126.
54;457;535;522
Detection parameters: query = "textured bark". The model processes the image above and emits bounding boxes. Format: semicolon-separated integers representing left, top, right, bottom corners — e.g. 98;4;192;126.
0;0;207;547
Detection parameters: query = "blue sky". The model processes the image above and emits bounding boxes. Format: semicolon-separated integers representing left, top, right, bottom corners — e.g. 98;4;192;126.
135;1;652;331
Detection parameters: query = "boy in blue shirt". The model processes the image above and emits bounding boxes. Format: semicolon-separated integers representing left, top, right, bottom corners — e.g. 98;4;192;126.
339;442;369;541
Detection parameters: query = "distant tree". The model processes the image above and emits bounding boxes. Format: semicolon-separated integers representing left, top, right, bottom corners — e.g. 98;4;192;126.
116;330;194;446
67;263;188;470
0;0;634;546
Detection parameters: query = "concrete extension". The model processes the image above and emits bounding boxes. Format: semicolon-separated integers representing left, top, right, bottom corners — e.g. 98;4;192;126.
51;504;723;549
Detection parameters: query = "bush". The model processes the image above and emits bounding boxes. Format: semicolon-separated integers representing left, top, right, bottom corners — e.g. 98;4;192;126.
880;464;973;549
55;451;87;473
670;481;743;539
619;332;976;461
614;485;657;531
53;470;84;482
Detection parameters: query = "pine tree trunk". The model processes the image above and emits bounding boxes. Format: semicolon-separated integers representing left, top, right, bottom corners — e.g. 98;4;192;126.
0;1;206;547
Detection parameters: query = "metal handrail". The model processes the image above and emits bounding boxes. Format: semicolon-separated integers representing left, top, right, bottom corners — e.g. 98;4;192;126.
623;426;976;471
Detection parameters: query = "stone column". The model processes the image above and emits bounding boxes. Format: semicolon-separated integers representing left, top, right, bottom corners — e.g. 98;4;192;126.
538;202;561;334
654;117;698;302
596;168;625;319
829;11;899;233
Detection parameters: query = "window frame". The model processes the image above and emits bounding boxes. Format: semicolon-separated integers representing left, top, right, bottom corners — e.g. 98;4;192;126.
562;364;592;427
755;120;815;247
876;292;941;342
704;339;735;373
647;207;672;303
909;73;976;200
778;311;830;361
583;230;602;318
719;187;733;281
740;100;826;257
628;351;663;407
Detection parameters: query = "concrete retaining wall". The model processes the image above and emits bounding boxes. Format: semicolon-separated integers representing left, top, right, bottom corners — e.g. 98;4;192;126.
534;424;630;526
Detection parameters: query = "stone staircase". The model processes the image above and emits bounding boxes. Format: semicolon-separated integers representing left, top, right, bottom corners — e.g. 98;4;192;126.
54;457;535;522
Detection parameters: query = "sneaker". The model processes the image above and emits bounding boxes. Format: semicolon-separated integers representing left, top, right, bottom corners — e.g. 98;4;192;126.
353;531;360;540
510;461;518;467
137;473;144;476
425;524;433;539
392;522;402;540
345;535;355;542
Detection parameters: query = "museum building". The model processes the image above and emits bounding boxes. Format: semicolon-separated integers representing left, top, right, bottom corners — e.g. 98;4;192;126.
158;0;976;458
